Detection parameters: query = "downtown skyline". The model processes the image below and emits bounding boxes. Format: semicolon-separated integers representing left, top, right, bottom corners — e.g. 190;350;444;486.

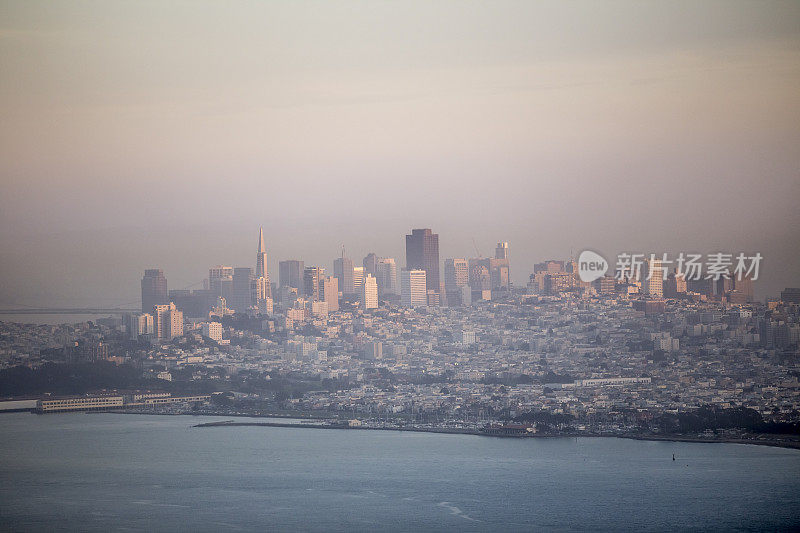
1;0;799;309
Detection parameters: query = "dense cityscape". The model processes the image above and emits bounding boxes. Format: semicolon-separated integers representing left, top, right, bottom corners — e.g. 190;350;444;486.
2;227;799;446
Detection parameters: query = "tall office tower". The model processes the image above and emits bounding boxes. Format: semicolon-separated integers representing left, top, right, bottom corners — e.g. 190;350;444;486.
642;258;664;297
444;258;469;305
361;274;378;309
376;257;398;296
334;251;355;295
321;275;339;312
278;260;305;295
401;269;427;307
363;253;380;277
663;271;687;298
734;275;754;303
153;302;183;340
715;277;734;297
352;266;365;295
405;228;440;292
491;264;510;290
303;266;325;301
231;267;254;312
255;227;268;280
208;265;234;301
489;242;511;290
141;269;168;313
209;265;234;280
495;242;509;260
469;261;492;291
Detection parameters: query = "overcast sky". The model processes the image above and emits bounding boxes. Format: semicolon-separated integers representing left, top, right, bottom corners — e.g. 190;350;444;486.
1;0;799;307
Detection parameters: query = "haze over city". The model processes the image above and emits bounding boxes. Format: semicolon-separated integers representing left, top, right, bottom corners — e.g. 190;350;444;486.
1;1;799;304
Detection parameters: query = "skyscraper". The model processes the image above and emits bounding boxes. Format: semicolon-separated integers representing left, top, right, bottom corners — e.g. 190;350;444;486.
642;257;664;297
279;260;304;295
353;266;365;295
124;313;153;340
361;274;378;309
405;228;439;292
231;267;254;312
153;302;183;340
303;266;324;302
255;227;268;279
376;257;398;296
495;242;509;260
141;269;168;313
363;253;380;277
321;275;339;312
334;251;355;295
401;269;427;307
208;265;234;300
444;258;469;305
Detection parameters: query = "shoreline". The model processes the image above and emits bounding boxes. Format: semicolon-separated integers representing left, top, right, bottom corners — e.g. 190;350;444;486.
190;419;800;450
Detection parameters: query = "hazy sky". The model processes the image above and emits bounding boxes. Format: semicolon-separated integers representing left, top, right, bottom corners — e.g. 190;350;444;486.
1;0;799;307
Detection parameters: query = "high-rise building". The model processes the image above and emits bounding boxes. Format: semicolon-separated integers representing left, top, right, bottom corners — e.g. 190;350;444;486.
321;276;339;312
141;269;168;313
663;271;687;298
250;276;271;314
303;266;324;301
444;258;469;305
642;257;664;297
469;261;492;291
334;252;355;295
363;253;380;277
353;266;365;295
279;260;304;295
168;289;215;318
405;228;440;292
376;257;398;296
231;267;254;312
153;302;183;340
361;274;378;309
488;242;511;290
734;275;754;303
401;269;427;307
495;242;509;260
208;265;234;301
209;265;234;280
255;227;268;282
124;313;153;340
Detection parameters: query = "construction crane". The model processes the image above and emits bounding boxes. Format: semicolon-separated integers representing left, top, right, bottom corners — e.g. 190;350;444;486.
472;238;482;259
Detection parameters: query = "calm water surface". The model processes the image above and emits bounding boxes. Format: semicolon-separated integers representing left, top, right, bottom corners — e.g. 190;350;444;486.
1;413;799;531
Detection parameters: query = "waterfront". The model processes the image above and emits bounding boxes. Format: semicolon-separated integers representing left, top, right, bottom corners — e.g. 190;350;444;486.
1;413;799;531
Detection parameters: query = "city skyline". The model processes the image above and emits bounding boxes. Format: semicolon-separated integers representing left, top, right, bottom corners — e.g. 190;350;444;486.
1;222;790;311
1;1;799;308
